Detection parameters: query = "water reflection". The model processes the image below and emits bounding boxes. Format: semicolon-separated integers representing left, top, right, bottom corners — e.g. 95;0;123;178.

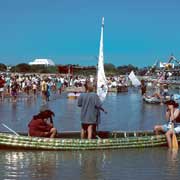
0;149;180;180
1;151;59;179
0;150;111;180
165;149;180;179
168;149;179;162
78;151;110;180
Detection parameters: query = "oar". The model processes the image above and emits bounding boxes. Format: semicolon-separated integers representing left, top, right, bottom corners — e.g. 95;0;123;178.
171;123;178;150
2;123;20;136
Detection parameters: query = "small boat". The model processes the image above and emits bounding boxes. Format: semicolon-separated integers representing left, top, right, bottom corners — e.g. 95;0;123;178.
173;94;180;100
143;96;171;104
65;87;85;93
108;86;128;93
143;96;162;104
117;85;128;93
108;88;117;92
0;131;179;150
67;92;80;99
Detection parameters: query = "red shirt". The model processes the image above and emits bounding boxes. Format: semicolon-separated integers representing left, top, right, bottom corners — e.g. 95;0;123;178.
0;78;5;88
28;118;53;137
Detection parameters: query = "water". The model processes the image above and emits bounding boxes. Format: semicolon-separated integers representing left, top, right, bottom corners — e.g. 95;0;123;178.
0;149;179;180
0;89;180;180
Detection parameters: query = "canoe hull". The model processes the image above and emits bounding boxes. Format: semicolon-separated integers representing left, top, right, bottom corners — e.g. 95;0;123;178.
0;131;179;150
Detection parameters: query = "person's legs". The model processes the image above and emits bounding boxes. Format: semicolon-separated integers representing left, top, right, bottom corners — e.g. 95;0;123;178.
81;124;87;139
11;91;17;102
59;87;62;94
50;128;57;138
154;125;164;135
92;124;97;138
81;128;85;139
87;124;93;139
165;130;173;149
42;91;46;103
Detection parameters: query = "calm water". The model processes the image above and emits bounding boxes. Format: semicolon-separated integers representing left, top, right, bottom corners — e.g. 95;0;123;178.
0;88;180;180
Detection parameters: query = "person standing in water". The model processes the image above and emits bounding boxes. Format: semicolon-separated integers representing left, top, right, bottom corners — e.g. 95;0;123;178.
77;84;107;139
0;76;5;101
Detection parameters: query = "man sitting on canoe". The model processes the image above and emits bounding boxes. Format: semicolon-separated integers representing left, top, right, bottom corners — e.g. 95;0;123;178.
154;100;180;148
28;109;57;138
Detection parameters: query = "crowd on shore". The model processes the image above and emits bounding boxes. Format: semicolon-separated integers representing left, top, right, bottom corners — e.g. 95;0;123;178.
0;73;128;102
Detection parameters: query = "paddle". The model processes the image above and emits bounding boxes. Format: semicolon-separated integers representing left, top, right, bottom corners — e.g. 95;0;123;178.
171;123;178;150
2;123;19;136
95;107;107;139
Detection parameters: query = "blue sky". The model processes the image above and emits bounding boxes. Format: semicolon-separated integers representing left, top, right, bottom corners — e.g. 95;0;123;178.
0;0;180;67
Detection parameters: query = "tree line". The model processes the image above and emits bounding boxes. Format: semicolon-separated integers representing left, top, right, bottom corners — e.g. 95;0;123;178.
0;63;149;75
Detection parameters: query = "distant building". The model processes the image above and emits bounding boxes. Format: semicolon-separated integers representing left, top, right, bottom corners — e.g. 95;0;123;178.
58;65;96;74
29;59;55;66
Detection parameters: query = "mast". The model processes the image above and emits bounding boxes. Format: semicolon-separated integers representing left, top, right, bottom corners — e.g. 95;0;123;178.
97;17;108;102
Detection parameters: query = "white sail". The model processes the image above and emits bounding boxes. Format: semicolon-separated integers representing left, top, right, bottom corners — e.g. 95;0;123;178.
128;71;141;87
97;17;108;102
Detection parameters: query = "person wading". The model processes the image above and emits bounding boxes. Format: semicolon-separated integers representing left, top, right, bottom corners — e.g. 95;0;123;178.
77;84;106;139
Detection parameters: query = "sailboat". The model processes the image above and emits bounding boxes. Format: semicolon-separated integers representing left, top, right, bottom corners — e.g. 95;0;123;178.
67;17;108;100
97;17;108;102
128;71;141;87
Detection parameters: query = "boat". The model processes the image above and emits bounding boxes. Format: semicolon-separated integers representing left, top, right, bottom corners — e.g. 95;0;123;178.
65;86;85;93
143;96;162;104
108;87;117;92
108;86;128;93
117;85;128;92
173;94;180;100
0;131;179;150
143;94;180;104
142;96;171;104
67;92;81;99
128;71;141;87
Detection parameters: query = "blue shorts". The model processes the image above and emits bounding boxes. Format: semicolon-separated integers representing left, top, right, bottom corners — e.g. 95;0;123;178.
162;123;172;132
162;122;180;133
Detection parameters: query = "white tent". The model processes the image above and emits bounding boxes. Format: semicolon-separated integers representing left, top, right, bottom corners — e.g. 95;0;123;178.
29;59;55;66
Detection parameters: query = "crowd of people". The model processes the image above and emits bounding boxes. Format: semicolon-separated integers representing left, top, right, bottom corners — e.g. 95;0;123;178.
0;73;65;102
0;73;128;102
